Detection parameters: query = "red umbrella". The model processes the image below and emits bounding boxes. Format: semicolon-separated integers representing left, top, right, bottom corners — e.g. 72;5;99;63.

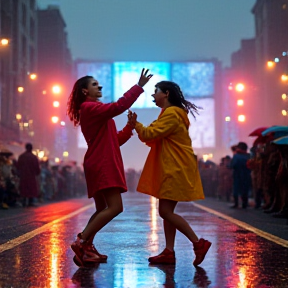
249;127;269;137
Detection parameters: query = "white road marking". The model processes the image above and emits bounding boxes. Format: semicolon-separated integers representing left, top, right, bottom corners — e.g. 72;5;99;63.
0;204;94;254
192;202;288;248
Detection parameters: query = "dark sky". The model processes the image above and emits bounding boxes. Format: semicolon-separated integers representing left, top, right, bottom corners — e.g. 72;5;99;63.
38;0;255;67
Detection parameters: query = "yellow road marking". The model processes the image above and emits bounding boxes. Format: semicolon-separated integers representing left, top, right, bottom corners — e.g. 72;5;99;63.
192;202;288;248
0;203;94;254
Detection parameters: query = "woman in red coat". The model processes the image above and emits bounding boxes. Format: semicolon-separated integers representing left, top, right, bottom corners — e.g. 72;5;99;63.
67;68;152;267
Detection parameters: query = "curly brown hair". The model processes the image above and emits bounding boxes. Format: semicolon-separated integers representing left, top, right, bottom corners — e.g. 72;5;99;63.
67;76;93;126
155;81;202;119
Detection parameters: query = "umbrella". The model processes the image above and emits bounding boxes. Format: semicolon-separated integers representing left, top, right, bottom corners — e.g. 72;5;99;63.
249;127;269;137
0;145;13;157
261;126;288;136
253;136;268;147
272;136;288;145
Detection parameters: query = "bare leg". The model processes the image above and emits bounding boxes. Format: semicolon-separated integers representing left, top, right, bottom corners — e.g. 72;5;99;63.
163;219;176;251
159;199;198;244
81;188;123;241
84;192;107;244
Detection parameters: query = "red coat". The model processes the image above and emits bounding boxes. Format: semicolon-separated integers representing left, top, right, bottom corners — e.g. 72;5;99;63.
80;85;144;198
17;151;40;197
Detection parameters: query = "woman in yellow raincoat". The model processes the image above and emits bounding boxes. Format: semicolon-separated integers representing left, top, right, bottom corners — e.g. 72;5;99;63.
130;81;211;267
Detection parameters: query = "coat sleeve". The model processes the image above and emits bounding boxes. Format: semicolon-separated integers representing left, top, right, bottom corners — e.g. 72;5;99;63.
82;85;143;121
135;110;178;143
117;124;133;146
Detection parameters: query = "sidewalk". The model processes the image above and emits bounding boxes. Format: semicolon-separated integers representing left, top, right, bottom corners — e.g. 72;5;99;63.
196;197;288;241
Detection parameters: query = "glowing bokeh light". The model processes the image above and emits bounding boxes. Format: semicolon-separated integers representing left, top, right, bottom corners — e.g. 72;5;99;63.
63;151;69;157
52;85;61;94
281;74;288;81
235;83;245;92
16;114;22;120
29;73;37;80
237;99;244;106
53;101;60;107
267;61;275;68
51;116;59;123
238;115;246;122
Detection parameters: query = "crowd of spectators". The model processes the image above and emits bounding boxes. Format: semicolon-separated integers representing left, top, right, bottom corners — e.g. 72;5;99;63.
0;145;87;209
125;138;288;220
1;128;287;220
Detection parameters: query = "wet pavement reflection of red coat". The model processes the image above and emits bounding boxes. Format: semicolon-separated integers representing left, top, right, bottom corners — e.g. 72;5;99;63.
80;85;144;198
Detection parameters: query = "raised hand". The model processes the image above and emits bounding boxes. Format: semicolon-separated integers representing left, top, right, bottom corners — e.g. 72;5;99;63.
138;68;153;87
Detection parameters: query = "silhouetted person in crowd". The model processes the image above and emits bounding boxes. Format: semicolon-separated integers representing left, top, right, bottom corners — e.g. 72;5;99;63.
230;142;251;209
273;145;288;218
17;143;40;207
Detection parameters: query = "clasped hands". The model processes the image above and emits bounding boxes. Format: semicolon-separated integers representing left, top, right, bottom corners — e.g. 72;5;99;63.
127;110;137;129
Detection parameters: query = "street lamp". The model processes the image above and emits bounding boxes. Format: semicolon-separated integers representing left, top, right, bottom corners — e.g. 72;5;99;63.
52;85;61;94
0;38;9;46
53;101;60;107
29;73;37;80
238;115;246;122
51;116;59;123
235;83;245;92
17;86;24;93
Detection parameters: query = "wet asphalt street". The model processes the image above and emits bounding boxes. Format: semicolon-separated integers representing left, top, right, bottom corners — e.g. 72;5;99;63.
0;192;287;288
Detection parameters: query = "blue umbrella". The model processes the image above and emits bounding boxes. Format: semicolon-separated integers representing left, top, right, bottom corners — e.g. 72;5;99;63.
262;126;288;138
272;136;288;145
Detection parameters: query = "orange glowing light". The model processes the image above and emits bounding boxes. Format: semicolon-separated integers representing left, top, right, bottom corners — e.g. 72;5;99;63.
235;83;245;92
0;38;9;46
282;110;287;116
281;74;288;82
15;114;22;120
51;116;59;123
237;99;244;106
42;90;47;95
29;73;37;80
53;101;60;107
52;85;61;94
225;116;231;122
238;115;246;122
282;93;287;100
267;61;275;68
18;86;24;93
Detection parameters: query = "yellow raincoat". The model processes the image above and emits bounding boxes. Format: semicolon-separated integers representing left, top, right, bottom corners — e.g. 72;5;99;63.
135;106;204;201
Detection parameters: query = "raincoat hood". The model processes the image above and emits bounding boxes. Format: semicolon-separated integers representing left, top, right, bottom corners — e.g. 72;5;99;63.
167;106;190;129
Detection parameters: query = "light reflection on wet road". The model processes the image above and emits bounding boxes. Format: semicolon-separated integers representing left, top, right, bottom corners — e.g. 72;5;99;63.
0;192;287;288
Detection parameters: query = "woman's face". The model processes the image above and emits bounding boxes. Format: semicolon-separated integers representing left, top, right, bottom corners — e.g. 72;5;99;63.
85;78;102;100
151;87;168;108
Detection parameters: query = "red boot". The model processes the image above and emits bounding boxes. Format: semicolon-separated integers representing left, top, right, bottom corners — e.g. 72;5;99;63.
148;248;176;264
193;238;211;266
71;233;102;267
87;243;108;261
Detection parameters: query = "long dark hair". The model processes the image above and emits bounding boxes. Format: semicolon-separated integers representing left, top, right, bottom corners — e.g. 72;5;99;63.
155;81;201;119
67;76;93;126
